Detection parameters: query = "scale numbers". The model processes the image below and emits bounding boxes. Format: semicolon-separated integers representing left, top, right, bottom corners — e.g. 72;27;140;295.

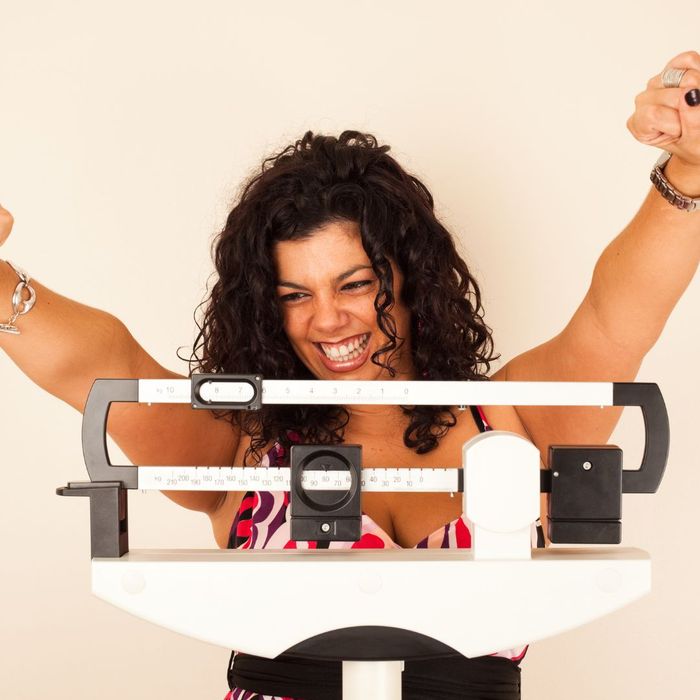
138;466;461;493
138;377;614;407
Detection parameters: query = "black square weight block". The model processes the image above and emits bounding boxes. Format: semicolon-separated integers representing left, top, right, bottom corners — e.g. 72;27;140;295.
548;445;623;545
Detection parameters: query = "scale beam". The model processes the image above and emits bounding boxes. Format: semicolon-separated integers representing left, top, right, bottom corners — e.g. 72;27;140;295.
139;376;617;407
137;466;461;493
80;377;669;495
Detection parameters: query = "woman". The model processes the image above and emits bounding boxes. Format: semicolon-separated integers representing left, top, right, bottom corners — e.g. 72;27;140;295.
1;52;699;699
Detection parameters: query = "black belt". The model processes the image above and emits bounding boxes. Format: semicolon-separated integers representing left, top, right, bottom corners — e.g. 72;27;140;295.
228;652;521;700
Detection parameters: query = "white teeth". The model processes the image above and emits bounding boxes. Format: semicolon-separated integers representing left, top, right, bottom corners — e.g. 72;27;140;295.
320;334;369;361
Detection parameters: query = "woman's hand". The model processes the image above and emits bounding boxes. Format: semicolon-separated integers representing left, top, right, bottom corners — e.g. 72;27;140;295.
0;204;13;246
627;50;700;168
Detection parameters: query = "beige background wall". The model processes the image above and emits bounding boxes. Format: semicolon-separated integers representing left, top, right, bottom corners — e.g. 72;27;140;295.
1;1;698;698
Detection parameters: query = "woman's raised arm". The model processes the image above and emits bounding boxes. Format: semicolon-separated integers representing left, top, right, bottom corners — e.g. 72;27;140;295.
495;51;700;459
0;207;240;516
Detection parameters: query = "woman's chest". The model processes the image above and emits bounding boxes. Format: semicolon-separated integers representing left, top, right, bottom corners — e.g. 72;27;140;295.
344;415;476;548
216;406;497;549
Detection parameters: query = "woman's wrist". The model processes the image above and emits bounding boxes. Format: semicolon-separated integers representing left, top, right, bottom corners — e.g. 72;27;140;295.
0;260;37;334
663;154;700;196
0;260;15;314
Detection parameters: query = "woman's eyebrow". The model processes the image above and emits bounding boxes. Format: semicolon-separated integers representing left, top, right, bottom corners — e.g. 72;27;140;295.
336;264;373;282
277;264;373;289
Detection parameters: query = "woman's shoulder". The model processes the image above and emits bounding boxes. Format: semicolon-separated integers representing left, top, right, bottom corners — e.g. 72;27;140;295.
231;431;279;465
480;367;534;442
444;398;531;445
476;403;532;441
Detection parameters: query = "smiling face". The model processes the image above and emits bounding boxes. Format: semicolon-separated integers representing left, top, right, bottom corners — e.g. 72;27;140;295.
273;220;414;381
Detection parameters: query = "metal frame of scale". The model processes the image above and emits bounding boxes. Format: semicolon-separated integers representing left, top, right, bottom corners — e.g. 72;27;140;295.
57;375;669;699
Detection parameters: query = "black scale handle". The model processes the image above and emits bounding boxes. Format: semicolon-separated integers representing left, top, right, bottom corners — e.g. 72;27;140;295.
613;382;669;493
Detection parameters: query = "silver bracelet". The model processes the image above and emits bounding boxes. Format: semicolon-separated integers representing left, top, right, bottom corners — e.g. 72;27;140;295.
650;151;700;213
0;260;37;335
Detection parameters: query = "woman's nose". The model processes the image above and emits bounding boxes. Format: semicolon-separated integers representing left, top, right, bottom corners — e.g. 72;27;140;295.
310;298;349;335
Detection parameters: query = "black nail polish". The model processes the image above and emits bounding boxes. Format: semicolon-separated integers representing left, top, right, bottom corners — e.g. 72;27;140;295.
685;89;700;107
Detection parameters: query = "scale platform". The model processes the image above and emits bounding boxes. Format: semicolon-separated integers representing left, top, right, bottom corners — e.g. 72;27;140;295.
93;546;650;660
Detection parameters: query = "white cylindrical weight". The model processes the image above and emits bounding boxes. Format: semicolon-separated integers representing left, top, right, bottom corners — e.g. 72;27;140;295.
463;431;541;560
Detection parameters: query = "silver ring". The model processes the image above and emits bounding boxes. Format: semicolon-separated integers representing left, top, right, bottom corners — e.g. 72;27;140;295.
661;67;687;88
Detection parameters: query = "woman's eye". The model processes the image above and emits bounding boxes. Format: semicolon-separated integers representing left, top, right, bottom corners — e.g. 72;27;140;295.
279;292;308;303
342;280;373;292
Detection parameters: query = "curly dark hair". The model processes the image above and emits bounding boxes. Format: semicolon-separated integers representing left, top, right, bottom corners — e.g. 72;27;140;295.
181;130;498;464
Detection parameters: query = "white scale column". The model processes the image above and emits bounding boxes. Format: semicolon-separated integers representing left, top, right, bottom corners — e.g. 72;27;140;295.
342;661;404;699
